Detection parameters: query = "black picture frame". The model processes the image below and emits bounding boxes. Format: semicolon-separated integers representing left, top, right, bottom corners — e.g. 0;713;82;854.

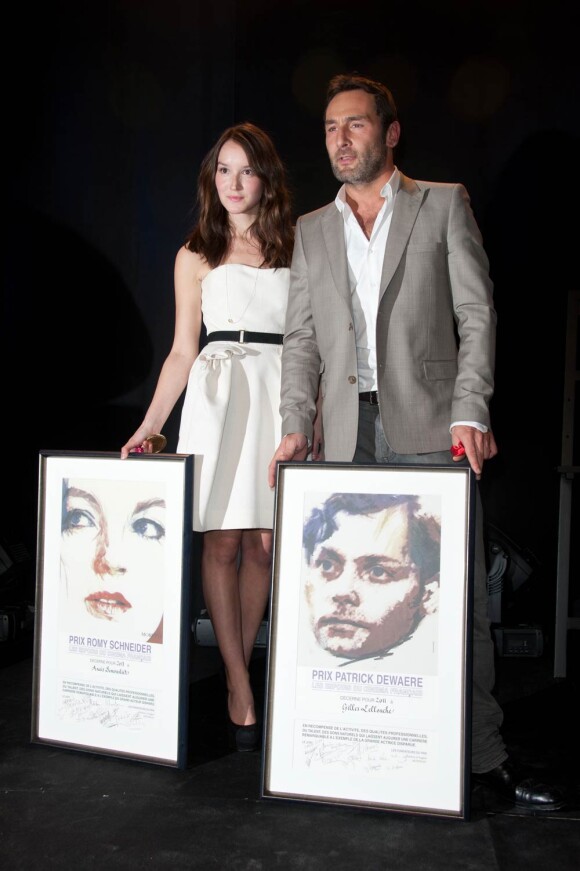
262;462;475;819
31;450;193;768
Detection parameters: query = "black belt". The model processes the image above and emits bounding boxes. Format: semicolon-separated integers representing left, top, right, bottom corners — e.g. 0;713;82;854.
359;390;379;405
206;330;284;345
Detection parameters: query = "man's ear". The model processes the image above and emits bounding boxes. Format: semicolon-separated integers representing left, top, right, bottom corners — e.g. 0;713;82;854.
421;575;440;616
386;120;401;148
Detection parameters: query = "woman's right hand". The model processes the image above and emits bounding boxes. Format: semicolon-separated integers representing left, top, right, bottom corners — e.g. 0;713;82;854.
120;427;155;459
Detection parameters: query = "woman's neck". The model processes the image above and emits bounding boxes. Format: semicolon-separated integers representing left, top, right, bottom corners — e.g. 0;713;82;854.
228;223;264;267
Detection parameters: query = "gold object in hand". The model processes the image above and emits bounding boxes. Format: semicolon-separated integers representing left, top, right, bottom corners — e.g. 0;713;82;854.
145;433;167;453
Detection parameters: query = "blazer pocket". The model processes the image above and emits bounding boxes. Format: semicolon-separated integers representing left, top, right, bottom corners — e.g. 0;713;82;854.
423;359;457;381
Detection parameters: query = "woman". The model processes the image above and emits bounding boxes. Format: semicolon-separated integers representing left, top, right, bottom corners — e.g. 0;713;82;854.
60;477;165;643
121;123;298;751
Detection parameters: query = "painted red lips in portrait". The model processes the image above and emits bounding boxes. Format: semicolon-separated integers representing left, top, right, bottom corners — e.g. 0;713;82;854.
84;591;132;621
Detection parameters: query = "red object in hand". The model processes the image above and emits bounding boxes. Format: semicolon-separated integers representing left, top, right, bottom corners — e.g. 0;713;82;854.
450;442;466;457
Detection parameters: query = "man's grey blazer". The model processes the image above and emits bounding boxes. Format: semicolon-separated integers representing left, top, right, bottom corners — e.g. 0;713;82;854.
280;172;496;460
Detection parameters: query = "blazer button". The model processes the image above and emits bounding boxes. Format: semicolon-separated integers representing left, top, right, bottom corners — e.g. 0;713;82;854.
348;375;357;384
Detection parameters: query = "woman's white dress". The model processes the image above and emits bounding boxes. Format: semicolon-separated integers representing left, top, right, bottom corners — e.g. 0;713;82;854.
177;263;289;531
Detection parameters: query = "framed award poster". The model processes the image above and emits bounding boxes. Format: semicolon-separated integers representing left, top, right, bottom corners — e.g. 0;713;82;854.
31;450;193;768
262;462;475;819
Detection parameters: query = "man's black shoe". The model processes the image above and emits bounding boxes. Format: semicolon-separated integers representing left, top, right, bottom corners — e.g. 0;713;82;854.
473;759;566;812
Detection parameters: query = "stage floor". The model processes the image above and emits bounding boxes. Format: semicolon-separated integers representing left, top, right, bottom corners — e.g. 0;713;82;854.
1;635;578;870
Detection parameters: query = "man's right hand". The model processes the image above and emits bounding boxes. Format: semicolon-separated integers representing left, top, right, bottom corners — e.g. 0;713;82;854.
268;434;309;488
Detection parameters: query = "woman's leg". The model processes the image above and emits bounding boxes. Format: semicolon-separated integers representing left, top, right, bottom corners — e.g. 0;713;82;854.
202;529;253;725
238;529;272;665
201;528;271;727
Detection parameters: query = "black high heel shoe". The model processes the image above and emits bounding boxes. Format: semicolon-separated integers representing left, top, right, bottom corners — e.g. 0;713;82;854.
227;718;260;753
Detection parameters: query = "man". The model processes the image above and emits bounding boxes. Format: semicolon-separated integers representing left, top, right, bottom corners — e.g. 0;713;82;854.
302;492;440;666
268;73;564;811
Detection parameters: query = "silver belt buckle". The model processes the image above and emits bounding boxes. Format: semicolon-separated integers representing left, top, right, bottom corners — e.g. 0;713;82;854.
239;330;245;343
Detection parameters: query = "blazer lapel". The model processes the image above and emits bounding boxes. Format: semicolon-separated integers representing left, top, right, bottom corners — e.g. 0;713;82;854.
379;173;424;300
320;205;352;306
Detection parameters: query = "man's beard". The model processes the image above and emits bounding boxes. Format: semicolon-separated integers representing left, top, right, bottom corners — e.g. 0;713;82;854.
330;140;388;184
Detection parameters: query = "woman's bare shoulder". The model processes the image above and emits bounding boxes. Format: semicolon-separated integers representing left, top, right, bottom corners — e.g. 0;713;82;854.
175;244;210;284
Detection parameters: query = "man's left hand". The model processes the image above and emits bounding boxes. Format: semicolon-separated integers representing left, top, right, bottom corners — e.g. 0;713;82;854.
451;425;498;480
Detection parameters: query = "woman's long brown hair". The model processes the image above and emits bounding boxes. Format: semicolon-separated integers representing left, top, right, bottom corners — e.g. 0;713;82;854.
185;122;294;268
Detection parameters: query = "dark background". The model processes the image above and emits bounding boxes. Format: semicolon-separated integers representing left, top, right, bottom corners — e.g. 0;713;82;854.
2;0;579;657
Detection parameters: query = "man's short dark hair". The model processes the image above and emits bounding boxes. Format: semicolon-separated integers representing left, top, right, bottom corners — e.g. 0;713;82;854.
325;74;398;138
303;492;440;585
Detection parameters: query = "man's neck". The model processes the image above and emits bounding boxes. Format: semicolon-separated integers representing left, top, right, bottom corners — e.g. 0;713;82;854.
343;165;395;239
345;164;394;207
